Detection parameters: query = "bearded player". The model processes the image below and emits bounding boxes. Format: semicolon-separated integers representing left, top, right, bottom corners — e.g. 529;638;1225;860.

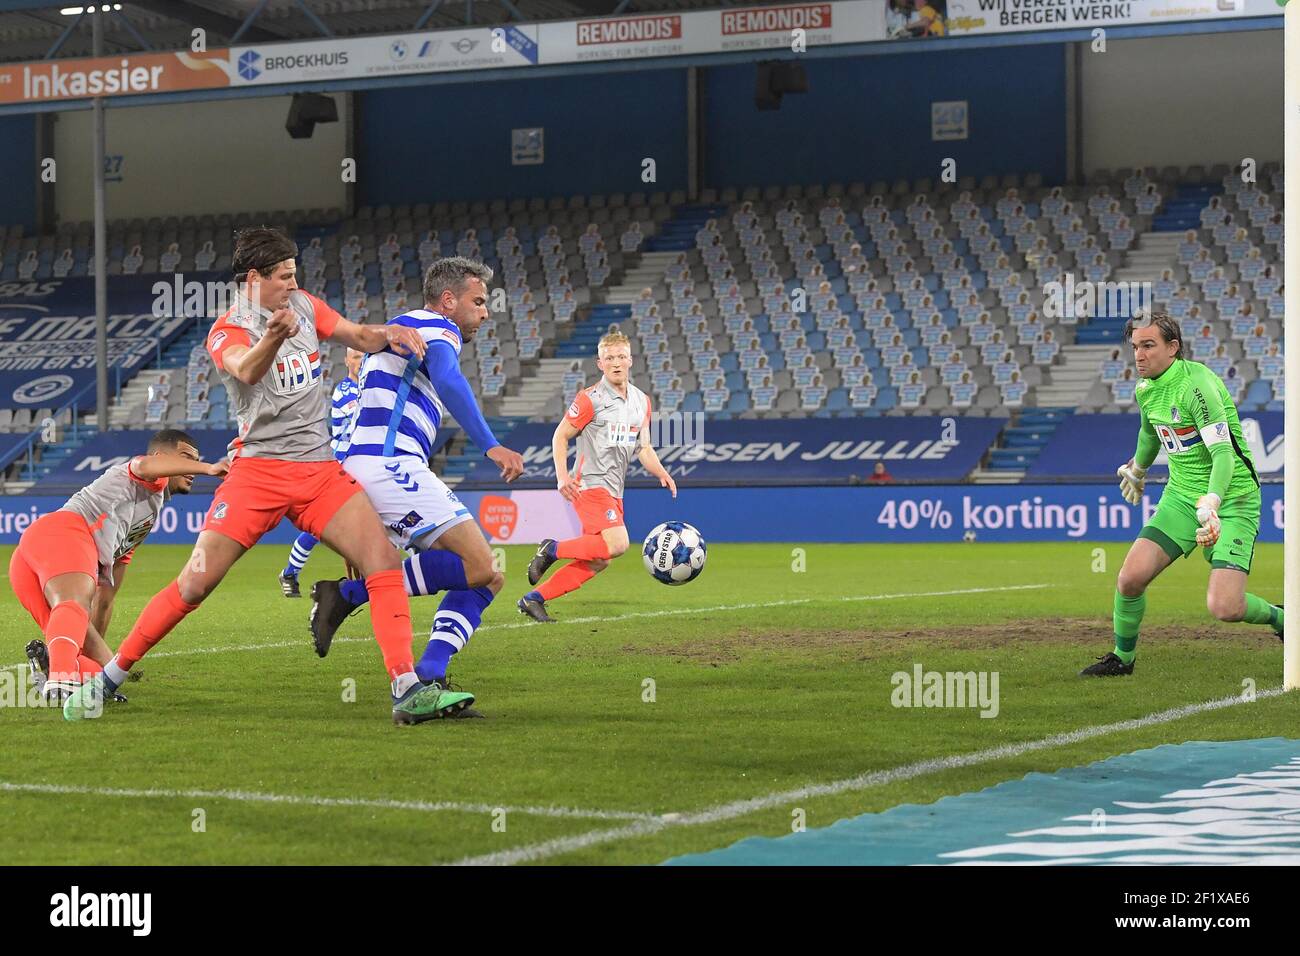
307;258;524;714
277;347;363;596
65;227;474;724
1082;311;1283;676
518;330;677;623
11;430;226;704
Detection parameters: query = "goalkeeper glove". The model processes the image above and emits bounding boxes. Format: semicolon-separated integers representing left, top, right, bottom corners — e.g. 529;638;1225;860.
1195;493;1222;548
1117;460;1147;506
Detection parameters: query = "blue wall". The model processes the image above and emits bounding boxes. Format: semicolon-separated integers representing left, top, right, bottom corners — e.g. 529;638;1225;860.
703;44;1068;190
358;69;689;206
357;44;1069;206
0;114;37;230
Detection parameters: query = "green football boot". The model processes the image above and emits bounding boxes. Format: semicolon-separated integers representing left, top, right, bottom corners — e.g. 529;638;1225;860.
392;681;475;725
62;674;106;721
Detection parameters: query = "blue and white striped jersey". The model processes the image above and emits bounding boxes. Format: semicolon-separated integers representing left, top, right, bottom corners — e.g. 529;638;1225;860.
330;377;360;460
347;309;476;461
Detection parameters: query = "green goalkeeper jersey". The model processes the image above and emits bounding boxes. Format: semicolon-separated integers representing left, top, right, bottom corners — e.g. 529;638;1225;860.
1133;358;1259;503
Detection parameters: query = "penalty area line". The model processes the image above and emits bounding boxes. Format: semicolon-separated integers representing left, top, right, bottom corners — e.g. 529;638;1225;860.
473;583;1053;633
0;583;1052;673
0;781;661;823
448;685;1293;866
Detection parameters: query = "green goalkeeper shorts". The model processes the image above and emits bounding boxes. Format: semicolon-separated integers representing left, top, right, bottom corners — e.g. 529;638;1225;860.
1139;488;1261;574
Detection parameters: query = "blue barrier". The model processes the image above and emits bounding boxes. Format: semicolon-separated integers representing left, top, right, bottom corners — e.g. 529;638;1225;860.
0;483;1283;545
462;416;1007;487
1028;412;1284;479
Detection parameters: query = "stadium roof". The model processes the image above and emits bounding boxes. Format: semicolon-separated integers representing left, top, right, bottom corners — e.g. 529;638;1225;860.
0;0;785;65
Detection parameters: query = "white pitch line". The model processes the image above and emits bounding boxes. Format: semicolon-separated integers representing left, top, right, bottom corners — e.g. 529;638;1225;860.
0;781;660;823
0;583;1051;673
449;686;1293;866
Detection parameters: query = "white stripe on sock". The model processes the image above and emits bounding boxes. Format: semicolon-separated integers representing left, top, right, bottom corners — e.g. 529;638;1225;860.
411;555;428;595
431;610;472;650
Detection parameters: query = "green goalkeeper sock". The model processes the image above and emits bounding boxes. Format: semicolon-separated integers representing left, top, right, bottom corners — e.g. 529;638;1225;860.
1243;593;1282;629
1113;590;1146;664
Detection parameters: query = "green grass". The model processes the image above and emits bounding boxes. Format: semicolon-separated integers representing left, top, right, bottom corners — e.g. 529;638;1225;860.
1;541;1293;865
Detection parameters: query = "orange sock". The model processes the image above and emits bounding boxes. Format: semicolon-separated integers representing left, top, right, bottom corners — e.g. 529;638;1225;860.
116;580;200;668
77;656;103;678
537;560;597;601
556;534;611;562
45;601;90;684
366;569;414;680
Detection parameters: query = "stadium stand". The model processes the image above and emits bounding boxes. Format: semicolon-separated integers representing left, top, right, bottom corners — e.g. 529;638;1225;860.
0;160;1284;489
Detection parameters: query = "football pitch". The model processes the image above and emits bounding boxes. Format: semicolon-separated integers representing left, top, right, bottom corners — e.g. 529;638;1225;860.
1;540;1293;865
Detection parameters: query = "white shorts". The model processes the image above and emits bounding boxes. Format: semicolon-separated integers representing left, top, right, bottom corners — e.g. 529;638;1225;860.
343;455;473;549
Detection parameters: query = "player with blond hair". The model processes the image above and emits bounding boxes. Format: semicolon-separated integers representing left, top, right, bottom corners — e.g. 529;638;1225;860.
518;330;677;622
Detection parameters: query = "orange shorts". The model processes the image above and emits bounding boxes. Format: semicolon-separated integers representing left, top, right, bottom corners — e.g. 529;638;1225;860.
9;510;98;630
573;487;625;536
203;456;362;549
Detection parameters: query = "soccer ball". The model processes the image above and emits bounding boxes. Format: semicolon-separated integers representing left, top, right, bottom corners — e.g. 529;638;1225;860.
963;530;978;543
643;521;707;586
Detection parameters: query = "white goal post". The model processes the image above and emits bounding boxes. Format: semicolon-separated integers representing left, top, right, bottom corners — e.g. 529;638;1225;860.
1286;0;1298;689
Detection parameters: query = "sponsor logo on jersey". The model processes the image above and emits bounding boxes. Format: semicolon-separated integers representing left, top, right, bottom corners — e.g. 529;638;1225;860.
209;330;228;352
388;509;423;537
567;400;581;419
1170;405;1180;421
117;516;155;559
271;349;319;395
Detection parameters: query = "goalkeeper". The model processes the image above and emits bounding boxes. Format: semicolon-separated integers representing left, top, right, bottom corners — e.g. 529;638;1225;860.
1083;311;1283;676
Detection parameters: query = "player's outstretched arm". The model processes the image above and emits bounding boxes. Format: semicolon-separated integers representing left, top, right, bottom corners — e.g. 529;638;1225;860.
424;340;523;481
130;454;229;482
329;316;426;360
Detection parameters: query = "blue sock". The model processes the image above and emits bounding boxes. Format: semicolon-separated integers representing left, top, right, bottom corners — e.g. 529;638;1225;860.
405;549;469;596
416;586;494;682
340;578;368;605
283;532;318;578
524;589;543;603
340;550;469;607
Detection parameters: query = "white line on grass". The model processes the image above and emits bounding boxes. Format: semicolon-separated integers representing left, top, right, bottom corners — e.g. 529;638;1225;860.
0;583;1051;673
449;686;1293;866
0;781;661;823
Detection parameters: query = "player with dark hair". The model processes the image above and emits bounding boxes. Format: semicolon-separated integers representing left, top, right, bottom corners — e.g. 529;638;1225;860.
64;227;474;724
278;347;363;596
1083;311;1283;676
11;429;226;704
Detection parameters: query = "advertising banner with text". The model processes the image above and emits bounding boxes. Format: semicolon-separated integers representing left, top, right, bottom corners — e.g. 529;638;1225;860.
2;482;1279;546
1;0;1276;106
